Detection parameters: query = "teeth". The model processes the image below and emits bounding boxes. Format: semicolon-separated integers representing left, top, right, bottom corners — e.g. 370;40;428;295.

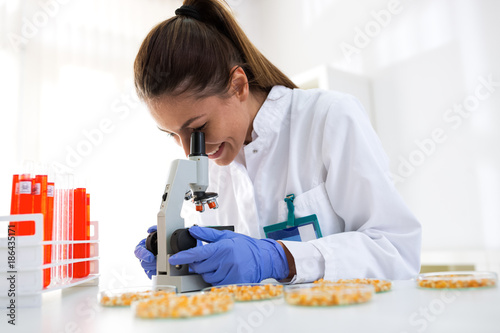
207;144;221;156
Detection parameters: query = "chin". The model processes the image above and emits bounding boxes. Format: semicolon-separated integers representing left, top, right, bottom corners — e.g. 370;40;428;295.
213;159;231;166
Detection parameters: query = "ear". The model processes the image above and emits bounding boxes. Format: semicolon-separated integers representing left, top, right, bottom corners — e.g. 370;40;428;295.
230;66;249;102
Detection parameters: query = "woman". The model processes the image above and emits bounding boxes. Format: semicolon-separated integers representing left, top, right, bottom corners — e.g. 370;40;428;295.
134;0;421;285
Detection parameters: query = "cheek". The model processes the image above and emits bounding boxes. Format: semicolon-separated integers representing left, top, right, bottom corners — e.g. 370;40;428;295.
205;108;247;144
204;124;224;143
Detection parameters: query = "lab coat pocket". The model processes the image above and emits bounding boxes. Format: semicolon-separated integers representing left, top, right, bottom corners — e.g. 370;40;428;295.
288;183;344;237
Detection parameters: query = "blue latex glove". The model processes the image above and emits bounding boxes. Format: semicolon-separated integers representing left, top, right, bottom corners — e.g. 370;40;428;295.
134;225;157;279
168;226;289;285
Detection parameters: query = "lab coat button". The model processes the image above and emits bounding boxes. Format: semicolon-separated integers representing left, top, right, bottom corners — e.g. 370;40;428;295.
253;149;258;154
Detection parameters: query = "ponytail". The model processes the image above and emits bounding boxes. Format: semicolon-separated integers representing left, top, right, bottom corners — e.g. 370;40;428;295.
134;0;296;101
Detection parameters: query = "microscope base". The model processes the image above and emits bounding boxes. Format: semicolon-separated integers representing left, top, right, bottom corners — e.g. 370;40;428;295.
153;274;210;293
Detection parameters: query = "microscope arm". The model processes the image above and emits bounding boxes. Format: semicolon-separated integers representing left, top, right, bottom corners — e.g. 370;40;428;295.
156;158;197;276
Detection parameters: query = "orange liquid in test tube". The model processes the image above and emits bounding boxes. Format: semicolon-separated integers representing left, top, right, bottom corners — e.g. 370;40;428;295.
10;175;19;214
9;175;19;232
86;193;90;275
33;175;48;215
15;174;35;235
73;188;88;278
44;182;55;288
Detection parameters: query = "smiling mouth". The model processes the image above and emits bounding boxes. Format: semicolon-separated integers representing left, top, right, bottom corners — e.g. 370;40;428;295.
207;144;221;155
207;142;224;159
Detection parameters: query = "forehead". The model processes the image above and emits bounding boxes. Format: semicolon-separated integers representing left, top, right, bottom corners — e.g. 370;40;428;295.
147;95;213;130
149;94;228;117
149;94;194;115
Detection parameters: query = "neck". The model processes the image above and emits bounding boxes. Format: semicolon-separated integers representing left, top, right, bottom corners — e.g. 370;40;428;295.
245;89;268;144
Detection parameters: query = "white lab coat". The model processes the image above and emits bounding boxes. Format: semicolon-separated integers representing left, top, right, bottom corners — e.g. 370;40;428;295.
185;85;422;283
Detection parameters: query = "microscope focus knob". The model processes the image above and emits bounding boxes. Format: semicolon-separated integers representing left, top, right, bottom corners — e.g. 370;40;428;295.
170;228;197;254
170;226;235;254
145;230;158;256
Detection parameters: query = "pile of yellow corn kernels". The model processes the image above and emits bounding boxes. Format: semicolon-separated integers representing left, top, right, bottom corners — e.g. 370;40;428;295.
285;283;373;307
417;274;497;289
134;293;234;319
206;284;283;301
99;290;174;307
314;278;392;293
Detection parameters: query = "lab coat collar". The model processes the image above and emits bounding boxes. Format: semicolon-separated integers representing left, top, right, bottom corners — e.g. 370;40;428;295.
250;85;291;141
231;85;291;169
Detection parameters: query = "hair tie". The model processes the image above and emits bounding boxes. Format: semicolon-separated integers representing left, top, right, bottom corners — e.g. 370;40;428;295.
175;5;202;20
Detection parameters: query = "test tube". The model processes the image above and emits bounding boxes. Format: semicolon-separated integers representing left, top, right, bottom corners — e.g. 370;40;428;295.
10;174;19;214
86;193;90;274
17;173;34;235
67;180;74;284
44;181;55;288
33;175;48;219
9;175;19;235
73;187;88;278
52;177;62;285
33;174;48;287
52;173;74;285
19;160;36;233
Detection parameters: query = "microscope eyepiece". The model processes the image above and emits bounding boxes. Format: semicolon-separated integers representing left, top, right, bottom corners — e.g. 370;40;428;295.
189;131;206;156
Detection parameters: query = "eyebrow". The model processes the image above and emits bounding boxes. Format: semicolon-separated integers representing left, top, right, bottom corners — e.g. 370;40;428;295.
180;115;204;130
157;115;205;134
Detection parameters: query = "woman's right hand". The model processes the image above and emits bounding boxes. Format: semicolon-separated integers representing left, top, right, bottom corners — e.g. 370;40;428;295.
134;225;157;279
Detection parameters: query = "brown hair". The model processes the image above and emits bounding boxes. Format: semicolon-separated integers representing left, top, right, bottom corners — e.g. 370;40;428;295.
134;0;297;101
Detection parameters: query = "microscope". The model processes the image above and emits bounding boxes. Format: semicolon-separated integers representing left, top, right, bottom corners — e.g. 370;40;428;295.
145;131;232;292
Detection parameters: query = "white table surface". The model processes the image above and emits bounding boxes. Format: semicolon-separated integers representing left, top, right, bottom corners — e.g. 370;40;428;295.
2;280;499;333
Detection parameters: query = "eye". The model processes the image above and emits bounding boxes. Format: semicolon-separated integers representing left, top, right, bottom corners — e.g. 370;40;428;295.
160;130;175;138
193;123;207;132
157;126;176;138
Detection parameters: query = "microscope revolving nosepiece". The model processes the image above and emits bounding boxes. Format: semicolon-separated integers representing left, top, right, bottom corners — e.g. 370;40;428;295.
193;192;219;212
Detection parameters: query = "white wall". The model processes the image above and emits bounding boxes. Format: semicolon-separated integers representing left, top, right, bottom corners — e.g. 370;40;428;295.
239;0;500;269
